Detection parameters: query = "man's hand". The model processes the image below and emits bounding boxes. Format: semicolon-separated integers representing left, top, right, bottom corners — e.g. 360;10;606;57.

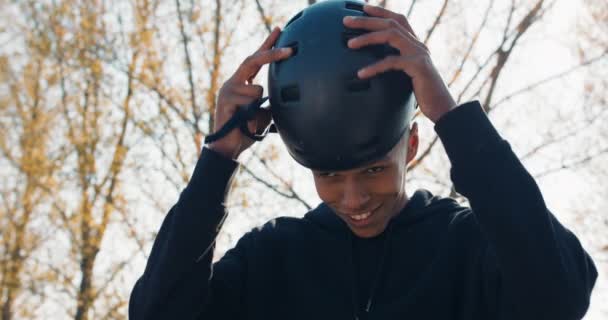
343;5;457;123
208;27;292;159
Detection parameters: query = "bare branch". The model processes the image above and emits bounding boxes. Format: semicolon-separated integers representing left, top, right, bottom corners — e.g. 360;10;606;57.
239;164;312;211
206;0;224;148
534;147;608;179
406;0;417;18
176;0;203;152
250;149;313;210
254;0;272;34
447;0;495;86
519;103;608;161
491;51;608;110
423;0;449;45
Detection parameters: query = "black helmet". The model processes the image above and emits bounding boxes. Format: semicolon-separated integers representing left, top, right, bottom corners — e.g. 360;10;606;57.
268;0;416;171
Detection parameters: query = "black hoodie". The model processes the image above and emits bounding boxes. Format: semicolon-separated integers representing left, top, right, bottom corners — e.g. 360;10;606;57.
129;101;597;320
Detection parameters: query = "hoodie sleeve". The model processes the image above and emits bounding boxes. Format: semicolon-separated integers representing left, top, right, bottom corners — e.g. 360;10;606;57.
129;147;240;320
434;101;597;320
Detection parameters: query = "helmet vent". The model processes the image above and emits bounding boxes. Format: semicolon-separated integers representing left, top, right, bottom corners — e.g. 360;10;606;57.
274;42;298;76
347;77;371;91
286;11;303;27
281;85;300;102
345;2;364;12
292;145;305;155
285;41;299;56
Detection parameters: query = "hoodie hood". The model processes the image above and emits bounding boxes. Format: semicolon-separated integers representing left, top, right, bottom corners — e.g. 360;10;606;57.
304;189;463;235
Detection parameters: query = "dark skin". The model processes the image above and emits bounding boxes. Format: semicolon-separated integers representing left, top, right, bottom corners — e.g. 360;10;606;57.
209;5;457;238
312;125;419;238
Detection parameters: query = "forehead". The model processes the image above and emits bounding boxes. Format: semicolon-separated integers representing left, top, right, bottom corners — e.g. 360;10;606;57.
312;154;394;174
312;134;408;173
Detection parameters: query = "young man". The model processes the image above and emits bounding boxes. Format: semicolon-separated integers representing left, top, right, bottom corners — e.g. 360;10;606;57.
129;3;597;319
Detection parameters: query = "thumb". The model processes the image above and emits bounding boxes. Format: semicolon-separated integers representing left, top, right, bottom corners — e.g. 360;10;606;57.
247;108;273;135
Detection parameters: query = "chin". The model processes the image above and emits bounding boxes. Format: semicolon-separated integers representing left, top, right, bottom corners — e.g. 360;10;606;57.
348;221;388;238
351;228;382;238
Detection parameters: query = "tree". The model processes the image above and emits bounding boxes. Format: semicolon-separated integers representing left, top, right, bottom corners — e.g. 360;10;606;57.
0;27;62;320
0;0;606;318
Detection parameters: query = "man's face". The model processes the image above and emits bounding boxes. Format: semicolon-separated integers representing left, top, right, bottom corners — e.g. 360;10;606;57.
312;124;419;238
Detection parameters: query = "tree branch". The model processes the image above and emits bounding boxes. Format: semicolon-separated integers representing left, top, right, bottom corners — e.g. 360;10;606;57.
423;0;449;45
491;51;608;110
534;146;608;179
254;0;272;34
239;164;312;211
175;0;203;151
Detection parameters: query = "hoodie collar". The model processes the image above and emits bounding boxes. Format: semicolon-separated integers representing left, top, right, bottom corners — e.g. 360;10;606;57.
304;189;461;234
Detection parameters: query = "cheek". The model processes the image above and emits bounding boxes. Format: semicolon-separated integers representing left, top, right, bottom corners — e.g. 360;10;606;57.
313;178;339;203
371;170;404;197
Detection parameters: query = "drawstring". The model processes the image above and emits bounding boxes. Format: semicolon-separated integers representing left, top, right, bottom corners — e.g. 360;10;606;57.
365;222;394;313
204;96;277;144
350;222;395;319
349;235;358;320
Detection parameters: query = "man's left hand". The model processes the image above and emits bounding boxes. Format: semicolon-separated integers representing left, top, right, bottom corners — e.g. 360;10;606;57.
343;4;457;123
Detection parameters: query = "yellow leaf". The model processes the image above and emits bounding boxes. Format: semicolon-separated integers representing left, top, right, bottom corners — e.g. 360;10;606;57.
91;60;103;77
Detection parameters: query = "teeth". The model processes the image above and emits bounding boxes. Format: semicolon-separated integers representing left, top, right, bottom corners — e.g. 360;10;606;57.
351;212;371;221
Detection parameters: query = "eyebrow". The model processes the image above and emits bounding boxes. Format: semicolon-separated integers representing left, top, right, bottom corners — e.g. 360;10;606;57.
354;159;390;173
364;156;390;166
313;157;391;174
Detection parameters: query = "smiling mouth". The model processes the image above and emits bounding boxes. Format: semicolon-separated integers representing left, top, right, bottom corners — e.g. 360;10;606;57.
343;205;381;225
350;211;372;221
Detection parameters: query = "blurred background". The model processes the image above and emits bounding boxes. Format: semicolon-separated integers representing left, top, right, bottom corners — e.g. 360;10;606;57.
0;0;606;319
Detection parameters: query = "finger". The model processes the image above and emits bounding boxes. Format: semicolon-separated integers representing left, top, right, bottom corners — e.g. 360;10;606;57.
357;55;412;79
347;28;413;54
247;27;284;83
232;84;264;98
343;16;403;33
256;26;282;52
226;94;259;108
233;47;292;83
363;4;417;38
247;108;272;134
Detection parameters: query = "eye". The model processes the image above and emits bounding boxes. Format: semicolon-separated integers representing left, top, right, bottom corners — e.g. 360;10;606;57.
318;172;338;178
366;166;385;174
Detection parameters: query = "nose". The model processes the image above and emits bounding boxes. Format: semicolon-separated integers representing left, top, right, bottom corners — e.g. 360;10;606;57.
340;178;371;212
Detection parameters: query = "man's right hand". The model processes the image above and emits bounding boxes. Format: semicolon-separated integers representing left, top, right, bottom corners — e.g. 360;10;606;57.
208;27;292;160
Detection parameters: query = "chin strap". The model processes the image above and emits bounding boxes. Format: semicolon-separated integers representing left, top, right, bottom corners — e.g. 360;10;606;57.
204;96;277;144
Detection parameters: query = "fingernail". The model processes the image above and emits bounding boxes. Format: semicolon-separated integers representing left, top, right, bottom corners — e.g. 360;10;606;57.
281;47;291;54
343;16;353;23
358;69;367;77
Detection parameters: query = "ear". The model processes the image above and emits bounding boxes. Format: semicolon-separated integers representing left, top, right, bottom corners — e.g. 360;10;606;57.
405;122;419;164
